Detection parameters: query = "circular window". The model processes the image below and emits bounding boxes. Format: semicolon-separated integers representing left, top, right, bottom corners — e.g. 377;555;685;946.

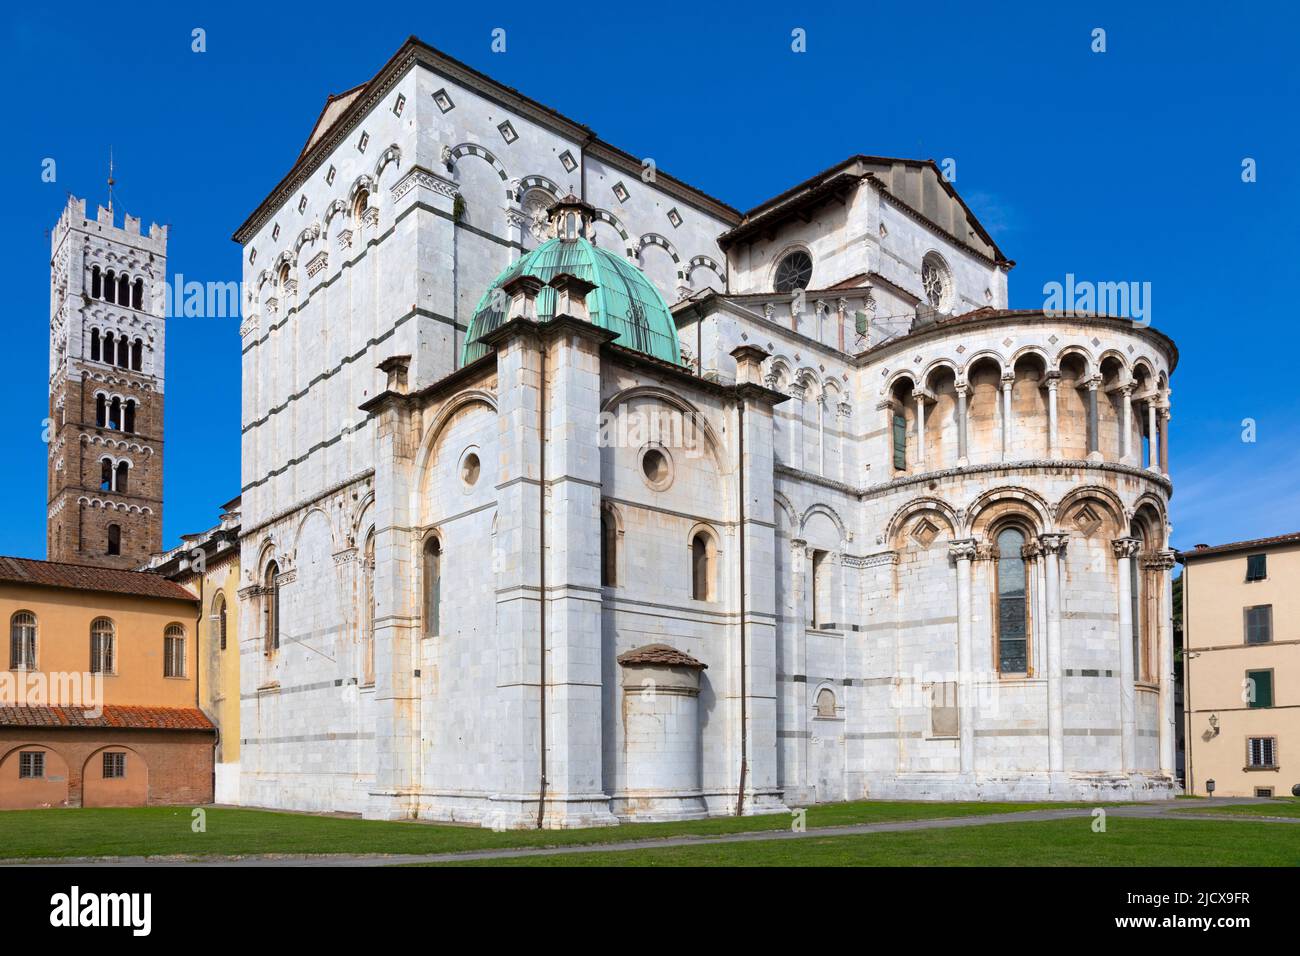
774;251;813;293
639;446;673;490
460;452;481;487
921;253;952;310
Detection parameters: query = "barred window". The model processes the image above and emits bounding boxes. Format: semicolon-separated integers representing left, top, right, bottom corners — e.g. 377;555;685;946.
18;751;44;779
90;617;115;674
1245;605;1273;645
9;611;36;670
164;624;186;678
1247;736;1277;769
995;528;1029;674
103;752;126;779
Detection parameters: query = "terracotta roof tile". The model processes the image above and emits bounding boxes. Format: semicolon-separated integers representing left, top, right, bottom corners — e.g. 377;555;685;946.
1179;531;1300;560
0;705;214;731
0;556;197;603
617;644;707;669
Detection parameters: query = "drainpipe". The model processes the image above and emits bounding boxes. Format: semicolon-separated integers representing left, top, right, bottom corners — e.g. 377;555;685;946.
735;399;748;816
1182;563;1192;795
536;335;548;828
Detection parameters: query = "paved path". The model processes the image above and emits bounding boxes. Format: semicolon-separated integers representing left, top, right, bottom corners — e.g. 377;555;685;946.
6;797;1291;867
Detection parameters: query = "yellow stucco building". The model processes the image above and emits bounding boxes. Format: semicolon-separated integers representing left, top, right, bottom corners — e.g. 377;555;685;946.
148;498;241;803
1181;531;1300;798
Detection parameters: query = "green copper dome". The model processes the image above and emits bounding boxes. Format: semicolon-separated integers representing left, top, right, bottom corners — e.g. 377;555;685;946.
461;236;682;366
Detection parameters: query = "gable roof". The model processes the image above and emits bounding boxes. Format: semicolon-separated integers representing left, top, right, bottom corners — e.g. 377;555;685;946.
1180;531;1300;561
0;556;197;603
298;82;367;160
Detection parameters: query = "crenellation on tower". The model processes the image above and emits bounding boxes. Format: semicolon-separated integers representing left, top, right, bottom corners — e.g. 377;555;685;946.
47;193;166;569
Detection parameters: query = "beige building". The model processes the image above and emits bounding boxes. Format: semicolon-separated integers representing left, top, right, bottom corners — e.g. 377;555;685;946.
147;498;241;804
1181;531;1300;798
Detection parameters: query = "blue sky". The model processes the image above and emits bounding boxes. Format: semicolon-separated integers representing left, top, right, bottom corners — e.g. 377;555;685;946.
2;1;1296;559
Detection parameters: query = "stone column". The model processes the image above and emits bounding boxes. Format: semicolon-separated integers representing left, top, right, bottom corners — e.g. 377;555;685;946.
999;373;1014;459
816;391;826;477
836;401;852;482
1151;549;1177;776
1040;533;1069;777
1119;383;1134;463
1113;537;1142;773
789;383;805;471
1159;407;1170;476
912;388;930;472
878;399;897;474
1045;371;1060;458
955;382;969;466
1146;401;1160;471
1086;376;1101;461
504;207;527;263
950;539;978;775
787;538;809;792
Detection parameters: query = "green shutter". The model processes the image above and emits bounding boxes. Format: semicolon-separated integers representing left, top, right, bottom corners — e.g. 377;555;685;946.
892;413;907;470
1247;553;1267;581
1247;670;1274;708
855;310;868;336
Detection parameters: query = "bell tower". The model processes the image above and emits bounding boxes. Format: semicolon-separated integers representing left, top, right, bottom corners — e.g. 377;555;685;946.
47;195;167;568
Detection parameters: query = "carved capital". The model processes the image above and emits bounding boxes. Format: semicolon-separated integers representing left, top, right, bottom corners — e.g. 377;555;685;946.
948;538;979;562
1039;532;1070;555
1111;536;1142;560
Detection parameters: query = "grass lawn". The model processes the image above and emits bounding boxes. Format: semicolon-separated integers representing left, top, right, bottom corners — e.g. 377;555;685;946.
0;800;1107;860
444;817;1300;867
1174;799;1300;819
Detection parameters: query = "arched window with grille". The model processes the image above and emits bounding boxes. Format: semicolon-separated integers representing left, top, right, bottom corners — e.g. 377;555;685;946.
264;561;280;657
423;535;441;637
9;611;36;670
90;617;115;674
164;623;186;678
995;527;1030;675
211;592;227;651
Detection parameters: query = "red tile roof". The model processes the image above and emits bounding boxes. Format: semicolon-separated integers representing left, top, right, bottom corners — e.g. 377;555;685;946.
0;556;198;603
0;705;214;731
1179;531;1300;561
617;644;707;669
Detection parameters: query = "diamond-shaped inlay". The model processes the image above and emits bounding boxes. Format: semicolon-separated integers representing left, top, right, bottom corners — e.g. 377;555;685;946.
272;223;280;241
1127;344;1135;353
1002;337;1013;347
1091;337;1102;347
497;121;518;144
914;354;923;364
559;150;578;172
955;344;966;354
1048;334;1059;345
666;207;682;228
432;88;455;113
326;165;336;185
612;181;629;203
357;131;369;153
393;93;406;117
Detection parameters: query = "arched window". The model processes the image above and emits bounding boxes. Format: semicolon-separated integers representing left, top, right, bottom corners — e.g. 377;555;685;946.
131;339;142;371
423;536;441;637
774;250;813;293
106;523;121;555
132;278;144;311
995;527;1030;674
600;510;617;587
90;617;115;673
95;394;106;427
691;531;715;601
90;328;101;361
264;561;280;657
100;460;112;492
117;336;129;368
1129;520;1151;682
353;189;370;225
815;687;837;718
115;461;129;493
117;273;129;305
103;331;115;363
105;270;116;304
164;623;186;678
109;397;121;430
363;532;375;685
9;611;36;670
921;252;953;311
811;549;833;627
212;592;227;651
124;400;136;434
91;266;102;299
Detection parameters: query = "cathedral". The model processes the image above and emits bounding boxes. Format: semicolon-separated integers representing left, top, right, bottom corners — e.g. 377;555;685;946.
229;37;1178;826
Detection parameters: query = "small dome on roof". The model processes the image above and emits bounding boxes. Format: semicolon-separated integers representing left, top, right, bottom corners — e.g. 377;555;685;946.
461;195;681;366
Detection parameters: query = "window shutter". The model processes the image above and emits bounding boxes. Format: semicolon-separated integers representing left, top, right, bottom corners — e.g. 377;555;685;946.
1247;670;1274;708
1246;605;1273;644
892;413;907;469
1246;553;1267;581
